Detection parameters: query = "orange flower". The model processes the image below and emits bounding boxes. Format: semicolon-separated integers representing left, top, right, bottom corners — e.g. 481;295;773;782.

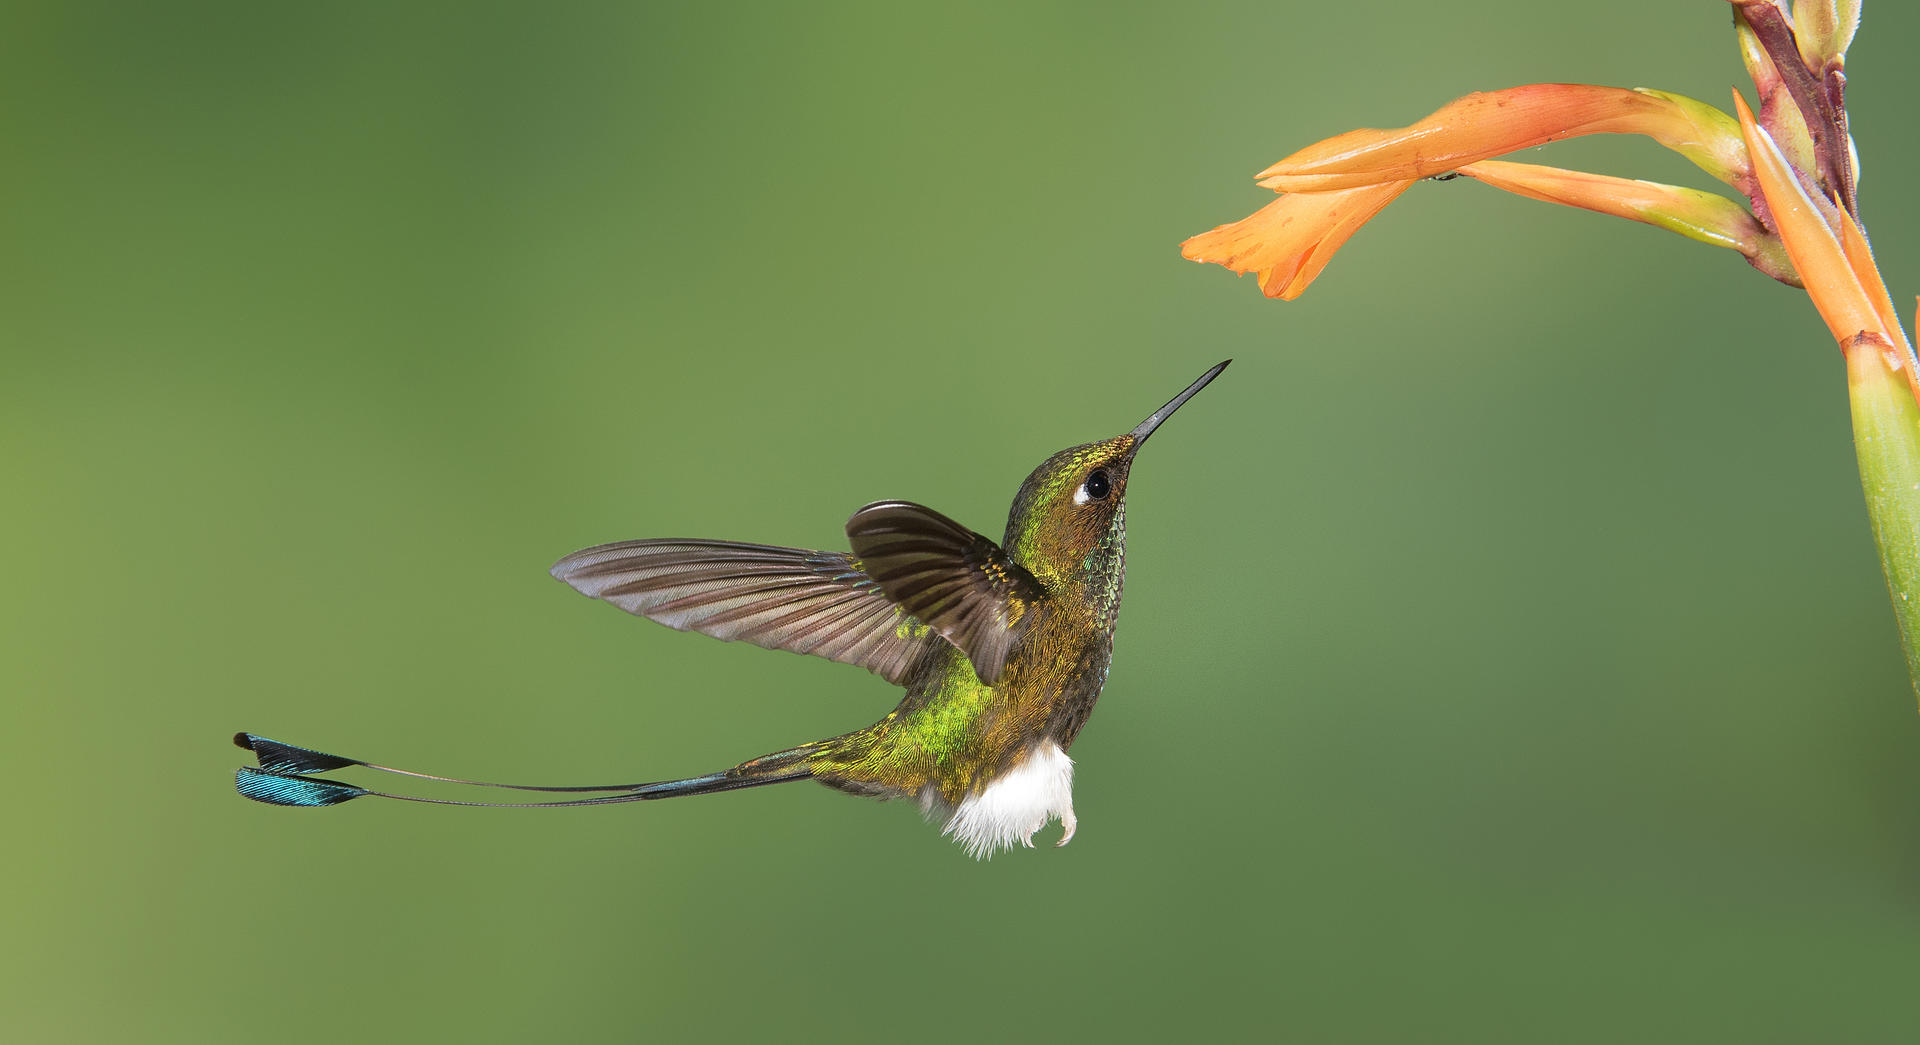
1255;85;1747;193
1182;83;1763;300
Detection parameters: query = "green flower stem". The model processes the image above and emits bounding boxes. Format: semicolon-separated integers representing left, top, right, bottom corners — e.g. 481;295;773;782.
1847;336;1920;704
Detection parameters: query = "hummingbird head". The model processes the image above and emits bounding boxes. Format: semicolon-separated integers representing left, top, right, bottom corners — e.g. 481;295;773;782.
1001;361;1230;618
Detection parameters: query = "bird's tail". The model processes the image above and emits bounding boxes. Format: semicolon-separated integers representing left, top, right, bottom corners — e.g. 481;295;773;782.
232;732;824;809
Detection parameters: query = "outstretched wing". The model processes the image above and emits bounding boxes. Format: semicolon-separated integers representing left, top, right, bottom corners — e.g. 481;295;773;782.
844;501;1047;685
550;540;941;684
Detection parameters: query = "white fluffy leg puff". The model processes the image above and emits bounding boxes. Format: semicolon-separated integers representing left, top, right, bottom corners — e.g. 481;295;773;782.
940;742;1077;860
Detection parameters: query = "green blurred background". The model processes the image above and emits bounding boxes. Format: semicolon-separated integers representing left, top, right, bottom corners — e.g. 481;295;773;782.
7;2;1918;1041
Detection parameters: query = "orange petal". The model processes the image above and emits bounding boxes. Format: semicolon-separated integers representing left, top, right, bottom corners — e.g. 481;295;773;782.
1255;85;1746;193
1732;91;1880;345
1835;210;1915;371
1456;159;1796;285
1180;181;1413;300
1458;160;1762;252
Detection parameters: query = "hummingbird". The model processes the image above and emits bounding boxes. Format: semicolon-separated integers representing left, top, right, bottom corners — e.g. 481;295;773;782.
234;360;1230;857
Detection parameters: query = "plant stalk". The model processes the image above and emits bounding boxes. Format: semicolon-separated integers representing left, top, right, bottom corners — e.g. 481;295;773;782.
1846;334;1920;704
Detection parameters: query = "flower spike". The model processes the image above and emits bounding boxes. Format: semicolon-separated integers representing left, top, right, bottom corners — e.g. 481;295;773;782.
1180;0;1920;701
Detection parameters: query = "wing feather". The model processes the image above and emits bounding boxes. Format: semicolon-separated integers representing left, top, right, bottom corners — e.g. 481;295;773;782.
844;501;1047;685
550;540;939;684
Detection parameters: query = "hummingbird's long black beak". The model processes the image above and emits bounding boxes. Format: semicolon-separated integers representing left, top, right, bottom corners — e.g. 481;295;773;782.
1131;360;1231;445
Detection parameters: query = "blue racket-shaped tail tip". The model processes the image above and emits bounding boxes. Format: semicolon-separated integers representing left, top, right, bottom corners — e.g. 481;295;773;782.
233;733;361;775
235;766;370;807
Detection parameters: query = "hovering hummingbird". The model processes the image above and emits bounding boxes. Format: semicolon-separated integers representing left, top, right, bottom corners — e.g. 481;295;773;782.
235;360;1230;857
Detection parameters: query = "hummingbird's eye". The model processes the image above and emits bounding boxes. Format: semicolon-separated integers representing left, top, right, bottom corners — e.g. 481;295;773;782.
1083;469;1111;501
